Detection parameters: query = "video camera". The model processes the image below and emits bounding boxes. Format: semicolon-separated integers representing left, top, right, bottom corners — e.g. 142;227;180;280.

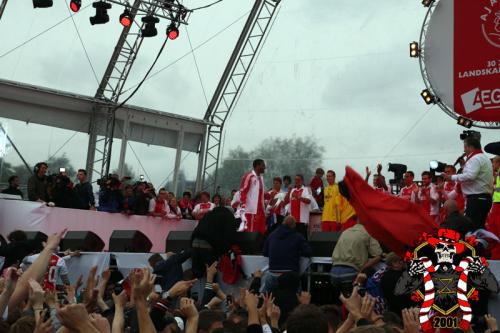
96;174;121;189
460;130;481;141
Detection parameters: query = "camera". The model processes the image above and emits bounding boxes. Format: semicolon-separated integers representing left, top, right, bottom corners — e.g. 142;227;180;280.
96;174;121;189
460;130;481;141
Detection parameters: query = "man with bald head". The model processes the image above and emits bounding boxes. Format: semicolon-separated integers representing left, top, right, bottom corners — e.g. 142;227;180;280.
440;199;475;237
262;216;312;292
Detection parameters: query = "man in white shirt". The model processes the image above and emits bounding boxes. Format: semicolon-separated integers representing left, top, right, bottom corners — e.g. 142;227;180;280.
285;174;312;239
444;137;493;229
417;171;440;222
192;191;216;220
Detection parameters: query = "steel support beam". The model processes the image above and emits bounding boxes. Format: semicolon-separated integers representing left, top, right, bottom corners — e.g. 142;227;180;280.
86;0;150;181
201;0;281;191
172;127;184;195
117;111;130;176
0;0;8;21
195;128;207;192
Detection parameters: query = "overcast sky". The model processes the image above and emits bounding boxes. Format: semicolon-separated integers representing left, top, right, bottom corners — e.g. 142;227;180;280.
0;0;498;188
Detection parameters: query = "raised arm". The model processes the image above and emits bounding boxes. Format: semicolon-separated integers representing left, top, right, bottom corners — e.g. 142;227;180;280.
8;229;66;309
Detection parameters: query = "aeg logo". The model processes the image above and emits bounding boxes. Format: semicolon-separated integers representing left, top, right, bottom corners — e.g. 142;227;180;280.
461;87;500;113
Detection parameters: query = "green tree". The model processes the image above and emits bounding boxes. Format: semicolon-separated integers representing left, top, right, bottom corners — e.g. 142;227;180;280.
112;163;136;180
0;159;16;184
210;136;324;194
254;136;324;188
207;146;252;195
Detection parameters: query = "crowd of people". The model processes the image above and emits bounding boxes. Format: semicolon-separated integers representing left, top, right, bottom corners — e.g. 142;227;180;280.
0;135;499;332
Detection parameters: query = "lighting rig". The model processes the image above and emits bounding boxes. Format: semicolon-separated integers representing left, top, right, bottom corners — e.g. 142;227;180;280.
34;0;191;39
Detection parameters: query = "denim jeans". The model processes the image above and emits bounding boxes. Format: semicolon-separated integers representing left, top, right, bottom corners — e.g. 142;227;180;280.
330;265;358;298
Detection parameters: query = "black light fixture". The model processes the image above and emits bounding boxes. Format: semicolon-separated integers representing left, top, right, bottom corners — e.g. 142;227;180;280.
70;0;81;12
422;0;434;7
388;163;407;184
429;160;446;173
141;15;159;37
90;1;111;25
410;41;419;57
420;89;435;104
166;23;179;40
164;0;175;10
33;0;53;8
457;116;473;128
119;8;132;27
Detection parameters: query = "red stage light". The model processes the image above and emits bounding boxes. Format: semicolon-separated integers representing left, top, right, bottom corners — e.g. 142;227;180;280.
119;9;132;27
70;0;81;12
166;23;179;40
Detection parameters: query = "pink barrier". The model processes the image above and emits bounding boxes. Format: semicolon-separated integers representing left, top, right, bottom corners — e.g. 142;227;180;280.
0;199;196;252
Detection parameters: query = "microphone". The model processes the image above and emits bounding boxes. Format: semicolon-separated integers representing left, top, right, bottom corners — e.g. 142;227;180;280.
454;153;466;166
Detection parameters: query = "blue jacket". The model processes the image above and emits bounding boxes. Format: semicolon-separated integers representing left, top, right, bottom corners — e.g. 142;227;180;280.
153;250;191;291
263;225;312;272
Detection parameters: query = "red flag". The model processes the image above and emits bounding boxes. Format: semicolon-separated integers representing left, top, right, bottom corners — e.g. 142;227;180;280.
342;166;437;256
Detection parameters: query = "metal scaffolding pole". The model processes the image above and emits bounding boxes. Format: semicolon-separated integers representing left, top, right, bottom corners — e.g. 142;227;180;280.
0;0;8;21
201;0;281;191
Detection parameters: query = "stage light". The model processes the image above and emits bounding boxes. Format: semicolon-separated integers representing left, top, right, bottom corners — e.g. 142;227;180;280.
410;41;419;57
90;1;111;25
420;89;435;104
388;163;407;184
166;23;179;40
422;0;434;7
70;0;81;12
33;0;53;8
141;15;159;37
119;8;132;27
429;160;446;172
457;116;473;128
164;0;174;10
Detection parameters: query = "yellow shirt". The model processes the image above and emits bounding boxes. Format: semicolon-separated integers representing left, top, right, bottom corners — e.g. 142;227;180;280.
322;183;356;224
322;184;340;222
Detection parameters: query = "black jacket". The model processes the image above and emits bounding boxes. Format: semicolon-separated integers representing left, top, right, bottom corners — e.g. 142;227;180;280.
441;212;475;237
1;186;23;198
152;250;191;291
191;207;237;255
263;225;312;272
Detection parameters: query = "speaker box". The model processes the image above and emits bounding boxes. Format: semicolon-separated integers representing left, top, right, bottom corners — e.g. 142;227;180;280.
60;231;105;252
166;231;192;253
24;231;48;252
235;232;262;255
309;232;341;257
109;230;152;253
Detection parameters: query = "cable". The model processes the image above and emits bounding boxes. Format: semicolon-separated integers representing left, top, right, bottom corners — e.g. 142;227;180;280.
48;125;86;160
65;1;100;85
0;4;91;59
185;26;209;106
382;105;435;159
121;10;250;94
127;142;152;182
191;0;223;11
221;151;459;162
158;152;191;188
104;38;169;175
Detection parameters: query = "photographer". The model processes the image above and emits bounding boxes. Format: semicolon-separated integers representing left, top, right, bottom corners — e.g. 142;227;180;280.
444;136;493;229
97;175;124;213
49;173;80;209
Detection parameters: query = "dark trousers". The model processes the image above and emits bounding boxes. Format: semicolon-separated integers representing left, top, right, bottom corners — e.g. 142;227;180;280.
465;194;493;229
191;246;218;279
296;222;308;240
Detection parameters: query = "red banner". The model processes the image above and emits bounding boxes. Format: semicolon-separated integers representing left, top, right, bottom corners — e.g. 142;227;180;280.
454;0;500;122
